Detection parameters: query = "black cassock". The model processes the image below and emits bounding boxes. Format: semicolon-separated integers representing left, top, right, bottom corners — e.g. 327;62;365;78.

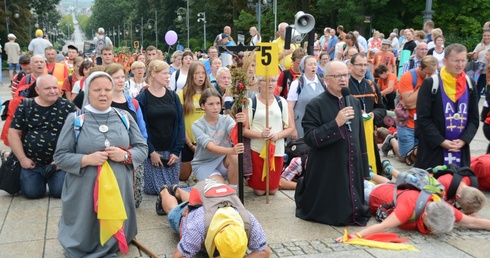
295;90;371;226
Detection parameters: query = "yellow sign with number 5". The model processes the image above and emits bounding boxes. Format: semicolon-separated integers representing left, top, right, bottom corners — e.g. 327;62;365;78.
255;43;278;76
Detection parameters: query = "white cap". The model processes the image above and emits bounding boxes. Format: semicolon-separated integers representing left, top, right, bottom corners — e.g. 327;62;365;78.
7;33;16;39
98;28;105;34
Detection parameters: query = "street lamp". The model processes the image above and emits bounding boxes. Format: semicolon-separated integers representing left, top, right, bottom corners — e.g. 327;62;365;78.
197;12;206;51
247;0;272;34
176;6;189;48
4;3;20;34
147;18;157;48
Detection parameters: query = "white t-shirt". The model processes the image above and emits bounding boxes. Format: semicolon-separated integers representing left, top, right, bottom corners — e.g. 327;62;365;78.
247;96;288;156
287;76;320;102
28;38;53;58
250;34;261;46
169;70;188;92
335;41;345;60
72;80;82;94
125;79;147;98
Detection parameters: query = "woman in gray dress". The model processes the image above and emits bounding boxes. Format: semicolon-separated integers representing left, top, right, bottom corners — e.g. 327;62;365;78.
54;72;148;257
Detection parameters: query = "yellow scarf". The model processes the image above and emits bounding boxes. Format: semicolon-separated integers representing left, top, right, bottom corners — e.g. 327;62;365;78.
97;161;127;248
440;67;467;102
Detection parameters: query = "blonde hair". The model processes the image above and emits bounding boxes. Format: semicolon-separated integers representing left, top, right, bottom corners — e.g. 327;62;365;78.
104;63;126;77
431;28;443;39
414;30;426;41
131;61;145;70
420;56;438;70
146;60;170;84
459;186;486;215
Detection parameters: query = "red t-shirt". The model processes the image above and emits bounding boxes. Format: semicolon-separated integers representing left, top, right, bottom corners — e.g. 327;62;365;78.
369;184;463;234
437;174;471;202
275;68;300;97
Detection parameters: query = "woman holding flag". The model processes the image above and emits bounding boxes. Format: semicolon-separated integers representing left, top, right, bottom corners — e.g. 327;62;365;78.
54;72;148;257
244;75;293;196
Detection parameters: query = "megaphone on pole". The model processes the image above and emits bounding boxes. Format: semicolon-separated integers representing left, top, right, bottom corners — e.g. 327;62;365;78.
294;11;315;34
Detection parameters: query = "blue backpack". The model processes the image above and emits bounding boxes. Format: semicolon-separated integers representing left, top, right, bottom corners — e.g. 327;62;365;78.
73;108;131;143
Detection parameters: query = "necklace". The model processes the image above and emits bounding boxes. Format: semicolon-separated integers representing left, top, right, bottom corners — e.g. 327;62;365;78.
90;111;111;147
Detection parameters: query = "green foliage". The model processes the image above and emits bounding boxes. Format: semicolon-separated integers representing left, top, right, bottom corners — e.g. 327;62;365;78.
77;14;90;37
59;15;74;40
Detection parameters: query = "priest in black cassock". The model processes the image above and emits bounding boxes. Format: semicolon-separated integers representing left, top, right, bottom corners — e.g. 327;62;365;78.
295;61;371;226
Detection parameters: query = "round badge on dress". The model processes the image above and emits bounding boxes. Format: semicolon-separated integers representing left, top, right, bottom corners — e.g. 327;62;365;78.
99;125;109;133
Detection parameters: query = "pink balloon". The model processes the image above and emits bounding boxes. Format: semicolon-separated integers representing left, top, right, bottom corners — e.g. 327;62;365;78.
165;30;178;45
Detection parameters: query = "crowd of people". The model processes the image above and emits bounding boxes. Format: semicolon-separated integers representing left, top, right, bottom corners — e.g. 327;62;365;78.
1;19;490;256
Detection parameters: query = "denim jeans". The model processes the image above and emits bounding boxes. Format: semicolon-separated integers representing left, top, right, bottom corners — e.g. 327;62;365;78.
20;165;66;199
397;125;418;158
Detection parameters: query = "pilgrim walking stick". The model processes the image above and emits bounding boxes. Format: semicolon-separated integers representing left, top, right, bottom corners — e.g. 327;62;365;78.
132;239;159;258
265;69;270;204
238;104;244;204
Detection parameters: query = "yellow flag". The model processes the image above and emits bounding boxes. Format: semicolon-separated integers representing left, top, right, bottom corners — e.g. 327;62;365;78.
98;161;127;245
363;116;377;173
259;142;276;181
342;229;419;252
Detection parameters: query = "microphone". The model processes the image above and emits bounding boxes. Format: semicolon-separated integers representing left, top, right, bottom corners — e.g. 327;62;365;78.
341;87;352;132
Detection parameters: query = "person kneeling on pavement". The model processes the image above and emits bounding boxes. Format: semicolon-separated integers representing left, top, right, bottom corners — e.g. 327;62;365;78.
158;178;271;257
9;75;76;199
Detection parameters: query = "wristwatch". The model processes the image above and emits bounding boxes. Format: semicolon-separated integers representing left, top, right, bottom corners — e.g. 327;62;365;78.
123;152;129;162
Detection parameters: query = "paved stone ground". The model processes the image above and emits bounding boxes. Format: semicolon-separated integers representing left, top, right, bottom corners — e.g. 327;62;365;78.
0;71;489;257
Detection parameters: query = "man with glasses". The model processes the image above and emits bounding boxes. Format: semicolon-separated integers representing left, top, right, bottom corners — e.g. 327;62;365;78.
415;44;479;170
296;61;371;226
401;42;429;74
348;53;386;127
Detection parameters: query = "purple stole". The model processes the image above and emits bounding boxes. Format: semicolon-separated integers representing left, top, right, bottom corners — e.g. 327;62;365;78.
440;76;469;166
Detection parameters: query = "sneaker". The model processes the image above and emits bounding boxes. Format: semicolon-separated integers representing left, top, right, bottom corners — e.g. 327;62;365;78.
381;134;394;156
382;160;393;180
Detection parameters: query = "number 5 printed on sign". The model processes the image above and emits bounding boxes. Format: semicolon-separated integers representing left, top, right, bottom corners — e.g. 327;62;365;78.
255;43;279;76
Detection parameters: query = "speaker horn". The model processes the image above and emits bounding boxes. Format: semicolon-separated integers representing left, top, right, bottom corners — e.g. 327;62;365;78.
294;11;315;34
291;29;303;44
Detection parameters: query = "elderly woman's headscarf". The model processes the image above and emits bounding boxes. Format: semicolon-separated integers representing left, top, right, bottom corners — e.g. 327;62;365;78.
82;71;115;108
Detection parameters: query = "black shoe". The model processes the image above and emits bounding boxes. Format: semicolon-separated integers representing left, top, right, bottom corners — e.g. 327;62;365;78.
155;185;168;216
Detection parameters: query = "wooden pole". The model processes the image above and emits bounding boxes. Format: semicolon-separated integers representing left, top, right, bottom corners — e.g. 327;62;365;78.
265;69;270;204
132;239;159;258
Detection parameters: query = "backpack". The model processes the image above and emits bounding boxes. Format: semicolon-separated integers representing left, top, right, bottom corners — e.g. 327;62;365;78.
1;101;10;121
73;108;131;143
283;138;309;171
430;73;473;95
296;74;327;96
280;70;294;97
432;164;478;201
250;94;283;121
376;168;445;222
408;58;415;70
187;179;251;237
174;69;181;91
95;36;106;55
351;79;379;104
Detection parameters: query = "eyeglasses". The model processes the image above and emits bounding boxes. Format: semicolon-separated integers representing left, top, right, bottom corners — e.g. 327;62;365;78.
328;73;349;79
353;63;369;67
417;48;429;51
